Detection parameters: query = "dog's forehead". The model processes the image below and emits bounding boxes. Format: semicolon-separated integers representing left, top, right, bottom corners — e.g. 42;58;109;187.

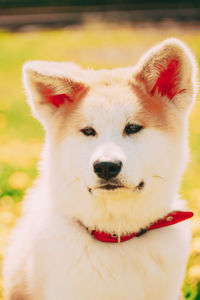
80;81;140;118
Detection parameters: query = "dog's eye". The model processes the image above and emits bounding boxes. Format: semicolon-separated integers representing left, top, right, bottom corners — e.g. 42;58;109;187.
81;127;96;136
124;123;143;135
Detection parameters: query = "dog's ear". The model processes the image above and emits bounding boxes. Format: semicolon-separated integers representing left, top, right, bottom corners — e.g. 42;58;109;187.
23;61;88;126
133;38;197;112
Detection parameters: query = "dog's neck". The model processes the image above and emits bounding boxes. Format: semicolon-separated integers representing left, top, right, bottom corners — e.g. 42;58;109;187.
90;210;193;243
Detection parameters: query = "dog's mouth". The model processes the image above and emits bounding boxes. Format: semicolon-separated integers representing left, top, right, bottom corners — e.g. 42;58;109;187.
99;184;124;190
87;184;123;193
88;181;145;193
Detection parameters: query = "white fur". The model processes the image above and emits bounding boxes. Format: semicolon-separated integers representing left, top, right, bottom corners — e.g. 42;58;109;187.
3;39;197;300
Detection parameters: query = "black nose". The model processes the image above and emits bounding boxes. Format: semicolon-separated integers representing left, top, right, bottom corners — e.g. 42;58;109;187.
93;161;122;181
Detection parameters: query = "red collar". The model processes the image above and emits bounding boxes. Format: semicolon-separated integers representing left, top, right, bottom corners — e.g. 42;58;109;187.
92;211;193;243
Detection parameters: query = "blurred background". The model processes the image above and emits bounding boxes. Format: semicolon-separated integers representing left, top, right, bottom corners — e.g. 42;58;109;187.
0;0;200;299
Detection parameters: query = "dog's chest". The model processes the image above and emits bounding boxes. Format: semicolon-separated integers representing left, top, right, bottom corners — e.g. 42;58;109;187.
35;222;190;300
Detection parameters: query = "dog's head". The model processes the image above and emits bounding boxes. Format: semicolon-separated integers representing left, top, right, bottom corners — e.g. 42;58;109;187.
23;39;197;234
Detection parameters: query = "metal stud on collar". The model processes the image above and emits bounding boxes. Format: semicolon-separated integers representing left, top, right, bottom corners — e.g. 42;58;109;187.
111;233;118;238
111;233;121;243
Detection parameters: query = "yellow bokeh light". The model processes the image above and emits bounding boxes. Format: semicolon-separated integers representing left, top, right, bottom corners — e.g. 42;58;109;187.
9;172;31;190
0;139;42;167
188;266;200;281
191;217;200;235
192;238;200;253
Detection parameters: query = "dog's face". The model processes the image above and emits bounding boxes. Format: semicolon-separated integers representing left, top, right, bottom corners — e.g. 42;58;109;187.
23;39;197;234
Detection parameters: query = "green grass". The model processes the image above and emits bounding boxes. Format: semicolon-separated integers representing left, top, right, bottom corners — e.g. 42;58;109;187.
0;23;200;299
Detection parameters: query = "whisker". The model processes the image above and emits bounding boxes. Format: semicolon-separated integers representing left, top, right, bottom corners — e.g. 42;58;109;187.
59;177;81;193
153;175;167;182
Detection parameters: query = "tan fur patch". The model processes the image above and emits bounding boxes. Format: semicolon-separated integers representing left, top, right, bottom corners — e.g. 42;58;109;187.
10;293;27;300
131;82;169;130
7;287;31;300
52;97;87;143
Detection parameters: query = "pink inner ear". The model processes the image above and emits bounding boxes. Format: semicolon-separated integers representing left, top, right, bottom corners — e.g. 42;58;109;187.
45;92;73;108
37;84;76;108
151;59;184;100
38;82;87;108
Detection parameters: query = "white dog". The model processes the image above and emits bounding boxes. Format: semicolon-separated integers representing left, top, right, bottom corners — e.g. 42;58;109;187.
3;38;197;300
